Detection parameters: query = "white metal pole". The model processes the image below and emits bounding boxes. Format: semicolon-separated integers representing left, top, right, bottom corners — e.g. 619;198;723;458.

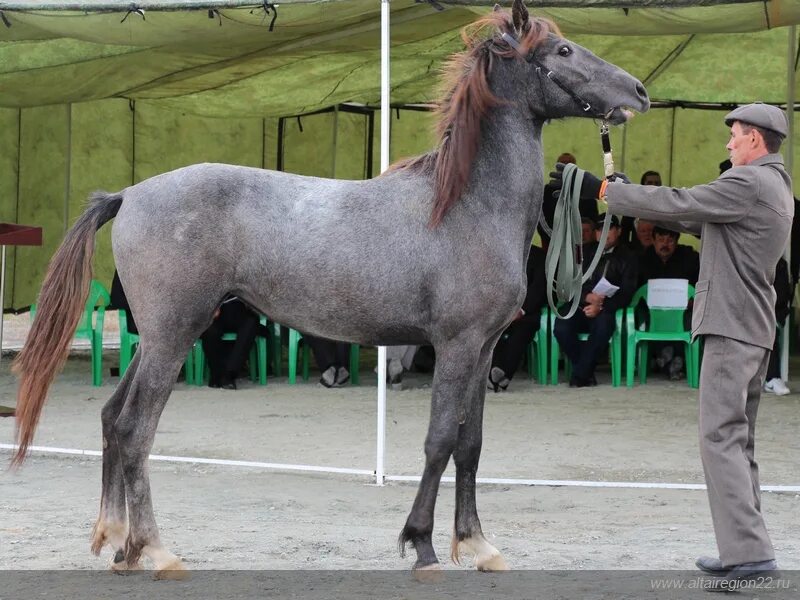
782;25;796;382
376;0;390;487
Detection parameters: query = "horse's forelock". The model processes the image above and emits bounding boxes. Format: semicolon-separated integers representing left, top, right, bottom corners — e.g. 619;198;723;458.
518;16;561;54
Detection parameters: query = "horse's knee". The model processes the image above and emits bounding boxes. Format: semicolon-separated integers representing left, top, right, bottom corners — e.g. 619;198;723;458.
424;433;457;464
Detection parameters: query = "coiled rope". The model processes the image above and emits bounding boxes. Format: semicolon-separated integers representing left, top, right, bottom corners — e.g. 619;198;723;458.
542;163;612;319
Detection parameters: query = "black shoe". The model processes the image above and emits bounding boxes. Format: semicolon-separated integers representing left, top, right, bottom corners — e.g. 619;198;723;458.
487;367;510;393
569;375;591;388
695;556;727;575
219;376;237;391
319;366;337;388
695;556;778;590
333;367;350;387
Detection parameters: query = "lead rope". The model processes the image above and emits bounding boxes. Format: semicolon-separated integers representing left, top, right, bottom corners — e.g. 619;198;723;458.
544;165;612;319
543;123;616;319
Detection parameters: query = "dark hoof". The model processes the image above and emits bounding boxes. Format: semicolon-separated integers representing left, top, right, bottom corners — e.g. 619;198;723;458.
113;549;125;564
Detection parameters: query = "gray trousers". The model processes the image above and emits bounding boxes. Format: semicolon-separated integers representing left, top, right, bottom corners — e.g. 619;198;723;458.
699;335;774;566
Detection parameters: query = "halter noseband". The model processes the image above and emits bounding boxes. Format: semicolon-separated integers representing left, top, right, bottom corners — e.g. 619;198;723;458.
500;32;596;117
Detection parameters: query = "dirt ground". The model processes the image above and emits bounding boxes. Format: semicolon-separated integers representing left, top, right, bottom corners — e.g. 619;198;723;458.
1;342;799;582
0;332;800;598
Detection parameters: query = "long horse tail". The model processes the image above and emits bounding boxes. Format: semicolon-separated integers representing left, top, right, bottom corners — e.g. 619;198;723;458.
11;191;124;467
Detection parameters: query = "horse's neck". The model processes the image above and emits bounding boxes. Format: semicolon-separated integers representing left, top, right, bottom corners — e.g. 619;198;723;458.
470;109;544;249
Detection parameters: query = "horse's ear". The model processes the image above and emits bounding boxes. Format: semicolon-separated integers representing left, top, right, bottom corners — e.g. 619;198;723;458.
512;0;529;33
493;3;502;12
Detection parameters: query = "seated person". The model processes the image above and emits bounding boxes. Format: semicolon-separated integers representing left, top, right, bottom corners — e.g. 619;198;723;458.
635;226;699;379
553;215;637;387
637;226;700;287
581;217;597;244
304;335;350;388
384;345;419;390
110;270;137;335
764;257;792;395
488;245;546;392
628;218;655;254
541;152;599;233
621;171;661;249
201;296;259;390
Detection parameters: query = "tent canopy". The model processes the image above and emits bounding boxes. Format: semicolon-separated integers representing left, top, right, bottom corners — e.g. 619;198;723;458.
2;0;800;310
2;0;800;117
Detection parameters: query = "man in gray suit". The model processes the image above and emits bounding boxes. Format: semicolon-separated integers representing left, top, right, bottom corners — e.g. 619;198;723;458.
550;103;792;582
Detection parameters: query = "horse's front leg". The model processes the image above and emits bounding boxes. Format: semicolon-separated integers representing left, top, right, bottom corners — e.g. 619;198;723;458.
398;337;480;573
451;336;509;571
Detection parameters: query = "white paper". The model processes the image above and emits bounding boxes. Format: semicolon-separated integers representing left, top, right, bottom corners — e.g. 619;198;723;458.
592;277;619;298
647;278;689;309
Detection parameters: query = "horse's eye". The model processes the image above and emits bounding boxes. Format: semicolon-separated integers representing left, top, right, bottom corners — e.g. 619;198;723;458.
558;45;572;57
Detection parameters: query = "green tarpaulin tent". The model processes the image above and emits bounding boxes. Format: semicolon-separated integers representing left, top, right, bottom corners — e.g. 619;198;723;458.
1;0;799;309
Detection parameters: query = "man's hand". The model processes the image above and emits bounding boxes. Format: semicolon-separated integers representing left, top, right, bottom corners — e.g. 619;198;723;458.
584;292;605;307
548;162;604;200
609;171;631;184
583;303;602;318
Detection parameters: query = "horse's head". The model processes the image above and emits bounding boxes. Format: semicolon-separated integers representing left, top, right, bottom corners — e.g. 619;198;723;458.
495;0;650;122
408;1;650;227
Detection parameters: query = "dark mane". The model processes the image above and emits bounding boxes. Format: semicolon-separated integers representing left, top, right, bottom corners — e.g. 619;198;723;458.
388;10;560;228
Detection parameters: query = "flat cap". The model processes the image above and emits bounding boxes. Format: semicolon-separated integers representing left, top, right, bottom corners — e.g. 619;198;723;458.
596;214;620;228
724;102;788;138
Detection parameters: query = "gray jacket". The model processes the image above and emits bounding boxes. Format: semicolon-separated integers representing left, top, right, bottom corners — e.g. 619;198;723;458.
606;153;793;349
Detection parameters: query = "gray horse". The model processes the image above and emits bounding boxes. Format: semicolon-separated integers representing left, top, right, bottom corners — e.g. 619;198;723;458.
12;0;648;577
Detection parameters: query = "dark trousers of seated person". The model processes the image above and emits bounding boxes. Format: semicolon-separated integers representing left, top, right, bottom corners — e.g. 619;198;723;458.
492;315;540;380
553;309;616;381
766;332;781;380
201;302;259;387
304;335;350;372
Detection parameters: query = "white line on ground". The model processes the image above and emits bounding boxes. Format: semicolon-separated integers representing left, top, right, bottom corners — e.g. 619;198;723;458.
3;443;800;493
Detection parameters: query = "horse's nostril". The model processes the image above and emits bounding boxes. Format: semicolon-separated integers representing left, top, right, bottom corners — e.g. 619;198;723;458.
636;83;648;100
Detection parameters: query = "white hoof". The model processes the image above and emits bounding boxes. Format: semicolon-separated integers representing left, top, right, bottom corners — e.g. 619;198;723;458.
154;559;189;581
110;559;142;574
456;535;510;572
412;562;444;583
476;552;509;572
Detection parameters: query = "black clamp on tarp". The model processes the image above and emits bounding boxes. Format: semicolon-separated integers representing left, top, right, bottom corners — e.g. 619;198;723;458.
121;4;145;23
250;1;278;31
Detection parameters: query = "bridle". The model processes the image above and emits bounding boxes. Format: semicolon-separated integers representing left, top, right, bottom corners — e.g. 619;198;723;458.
500;32;610;121
499;32;620;319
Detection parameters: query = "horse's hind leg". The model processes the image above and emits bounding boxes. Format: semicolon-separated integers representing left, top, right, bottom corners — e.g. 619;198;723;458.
115;344;190;579
450;337;508;571
399;337;481;573
91;350;141;569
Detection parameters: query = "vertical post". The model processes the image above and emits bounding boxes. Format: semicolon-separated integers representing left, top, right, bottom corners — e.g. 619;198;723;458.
782;26;796;381
64;104;72;234
277;117;285;172
332;104;339;178
366;110;375;179
376;0;390;487
0;245;5;366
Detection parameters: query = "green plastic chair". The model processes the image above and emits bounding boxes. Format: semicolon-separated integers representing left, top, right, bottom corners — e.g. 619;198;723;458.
625;283;699;388
549;306;624;387
270;322;284;377
30;279;110;386
193;314;269;386
118;309;196;383
118;309;138;378
287;328;360;385
521;307;549;383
